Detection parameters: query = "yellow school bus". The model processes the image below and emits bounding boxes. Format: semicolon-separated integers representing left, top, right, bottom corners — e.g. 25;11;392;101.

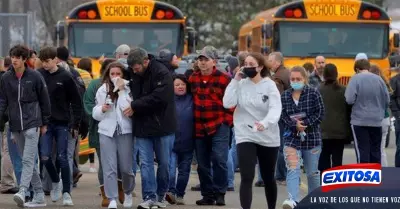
55;0;196;78
238;0;400;85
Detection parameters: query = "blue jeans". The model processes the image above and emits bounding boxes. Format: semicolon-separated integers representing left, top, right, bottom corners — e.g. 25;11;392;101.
275;121;287;181
39;124;71;193
196;124;230;198
7;128;22;186
227;129;236;188
136;134;174;201
395;120;400;167
168;151;193;197
284;146;321;202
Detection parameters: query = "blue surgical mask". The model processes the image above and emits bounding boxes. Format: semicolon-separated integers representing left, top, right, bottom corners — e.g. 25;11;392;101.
291;82;304;90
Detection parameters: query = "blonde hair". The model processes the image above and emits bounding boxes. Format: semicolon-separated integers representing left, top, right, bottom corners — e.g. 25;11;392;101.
290;66;309;84
369;64;393;94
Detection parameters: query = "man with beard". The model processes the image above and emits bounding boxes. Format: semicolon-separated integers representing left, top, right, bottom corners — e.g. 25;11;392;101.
309;56;326;89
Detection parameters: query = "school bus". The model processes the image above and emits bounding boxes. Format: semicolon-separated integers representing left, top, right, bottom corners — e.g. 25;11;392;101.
238;0;400;85
55;0;196;79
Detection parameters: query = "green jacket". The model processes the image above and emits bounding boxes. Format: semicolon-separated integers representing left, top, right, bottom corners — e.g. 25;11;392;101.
83;78;102;149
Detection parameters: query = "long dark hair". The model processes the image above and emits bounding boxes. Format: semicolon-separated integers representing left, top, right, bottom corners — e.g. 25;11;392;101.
102;62;127;102
323;63;340;90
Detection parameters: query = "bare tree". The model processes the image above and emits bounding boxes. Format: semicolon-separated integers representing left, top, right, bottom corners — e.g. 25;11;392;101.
1;0;10;55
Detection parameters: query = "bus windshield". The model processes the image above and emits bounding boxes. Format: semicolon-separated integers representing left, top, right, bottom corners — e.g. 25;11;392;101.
275;22;389;59
68;23;183;58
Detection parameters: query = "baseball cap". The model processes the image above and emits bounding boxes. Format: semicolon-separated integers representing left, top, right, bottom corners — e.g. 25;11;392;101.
115;44;130;55
196;46;218;60
355;53;368;61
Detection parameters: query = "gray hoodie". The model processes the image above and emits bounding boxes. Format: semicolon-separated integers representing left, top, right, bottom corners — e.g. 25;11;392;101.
345;72;390;127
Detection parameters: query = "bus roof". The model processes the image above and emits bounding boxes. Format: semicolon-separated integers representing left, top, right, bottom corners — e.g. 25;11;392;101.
238;21;253;36
67;0;185;22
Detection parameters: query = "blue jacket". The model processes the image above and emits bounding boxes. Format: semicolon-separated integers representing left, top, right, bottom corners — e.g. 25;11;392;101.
173;94;194;153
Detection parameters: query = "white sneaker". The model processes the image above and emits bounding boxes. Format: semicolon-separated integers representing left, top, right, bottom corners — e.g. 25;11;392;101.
89;167;97;173
123;193;133;208
62;192;74;206
13;189;26;207
51;181;62;202
24;192;46;208
108;199;117;209
138;199;155;209
153;200;167;208
282;199;297;209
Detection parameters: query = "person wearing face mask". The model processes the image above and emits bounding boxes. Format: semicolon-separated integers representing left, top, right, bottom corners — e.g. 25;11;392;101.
92;62;135;209
223;52;281;209
281;66;325;209
309;56;326;89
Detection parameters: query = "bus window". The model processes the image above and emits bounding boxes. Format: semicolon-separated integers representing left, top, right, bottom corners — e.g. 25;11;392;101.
69;23;182;58
275;22;388;58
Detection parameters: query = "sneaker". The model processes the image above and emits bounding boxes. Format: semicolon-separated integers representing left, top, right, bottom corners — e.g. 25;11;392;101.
123;193;133;208
51;181;62;202
89;167;97;173
62;192;74;206
108;199;117;209
254;180;265;187
165;192;176;204
137;199;155;209
176;196;185;205
282;199;297;209
13;188;26;207
153;199;167;208
24;192;46;208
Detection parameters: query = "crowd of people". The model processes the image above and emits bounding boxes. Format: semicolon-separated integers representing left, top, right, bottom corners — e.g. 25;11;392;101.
0;43;396;209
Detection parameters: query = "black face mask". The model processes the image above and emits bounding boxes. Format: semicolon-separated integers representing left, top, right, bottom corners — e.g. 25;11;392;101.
243;67;258;78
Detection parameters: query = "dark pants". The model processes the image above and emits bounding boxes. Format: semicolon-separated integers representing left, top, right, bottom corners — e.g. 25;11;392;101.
318;139;345;175
351;125;382;163
237;142;278;209
195;124;230;199
39;124;71;194
275;121;286;181
395;120;400;167
168;151;193;197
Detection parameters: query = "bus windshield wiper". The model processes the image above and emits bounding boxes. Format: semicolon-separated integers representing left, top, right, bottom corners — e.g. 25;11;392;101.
308;52;337;56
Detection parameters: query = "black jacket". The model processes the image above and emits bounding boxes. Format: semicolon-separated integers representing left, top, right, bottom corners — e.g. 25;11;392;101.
0;71;8;132
391;74;400;118
0;66;51;132
38;67;82;129
129;54;177;137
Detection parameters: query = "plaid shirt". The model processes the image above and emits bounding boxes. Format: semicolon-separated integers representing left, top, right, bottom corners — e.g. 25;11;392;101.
189;68;233;137
281;85;325;150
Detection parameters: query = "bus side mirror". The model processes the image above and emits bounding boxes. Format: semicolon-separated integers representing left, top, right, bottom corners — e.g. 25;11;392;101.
262;24;272;39
54;22;65;41
394;33;399;48
187;27;197;53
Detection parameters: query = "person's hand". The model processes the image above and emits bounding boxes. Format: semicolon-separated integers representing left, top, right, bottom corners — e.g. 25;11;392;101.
40;125;47;136
234;68;244;81
102;104;111;113
255;121;265;131
116;78;126;91
123;106;134;117
296;120;307;132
